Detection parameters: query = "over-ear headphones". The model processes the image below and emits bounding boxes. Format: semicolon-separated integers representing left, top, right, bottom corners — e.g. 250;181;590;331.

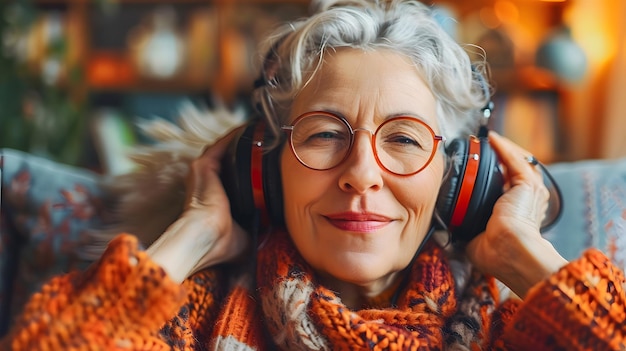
220;110;505;243
434;124;504;242
220;120;284;231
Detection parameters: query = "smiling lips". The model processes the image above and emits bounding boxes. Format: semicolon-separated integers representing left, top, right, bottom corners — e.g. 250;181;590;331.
324;212;392;232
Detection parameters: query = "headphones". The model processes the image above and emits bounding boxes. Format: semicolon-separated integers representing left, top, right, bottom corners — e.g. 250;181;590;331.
434;122;504;243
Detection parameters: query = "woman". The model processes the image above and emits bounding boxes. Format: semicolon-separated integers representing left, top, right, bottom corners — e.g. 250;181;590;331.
3;0;624;350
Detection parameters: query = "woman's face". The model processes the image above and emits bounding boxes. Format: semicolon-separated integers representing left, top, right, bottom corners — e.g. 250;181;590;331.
281;48;445;290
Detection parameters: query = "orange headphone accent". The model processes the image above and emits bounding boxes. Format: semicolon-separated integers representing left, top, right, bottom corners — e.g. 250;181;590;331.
251;122;267;220
450;136;481;229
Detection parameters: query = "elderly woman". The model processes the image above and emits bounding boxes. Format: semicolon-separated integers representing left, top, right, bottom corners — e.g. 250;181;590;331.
3;0;624;350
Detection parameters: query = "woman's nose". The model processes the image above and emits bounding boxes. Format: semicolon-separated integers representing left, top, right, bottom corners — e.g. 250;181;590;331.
337;131;384;193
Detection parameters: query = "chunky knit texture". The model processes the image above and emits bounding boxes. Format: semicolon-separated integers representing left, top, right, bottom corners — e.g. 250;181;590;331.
1;231;625;350
255;230;460;350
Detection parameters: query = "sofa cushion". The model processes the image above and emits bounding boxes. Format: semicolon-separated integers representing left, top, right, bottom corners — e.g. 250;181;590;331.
0;149;105;335
545;157;626;269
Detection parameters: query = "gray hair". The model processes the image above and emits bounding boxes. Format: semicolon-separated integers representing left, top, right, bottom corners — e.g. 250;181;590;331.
252;0;491;145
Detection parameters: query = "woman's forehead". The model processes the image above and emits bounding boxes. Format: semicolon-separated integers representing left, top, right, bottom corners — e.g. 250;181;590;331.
290;49;439;127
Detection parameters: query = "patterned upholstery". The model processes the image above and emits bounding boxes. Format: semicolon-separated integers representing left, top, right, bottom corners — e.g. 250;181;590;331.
0;149;105;335
0;147;625;337
543;158;626;267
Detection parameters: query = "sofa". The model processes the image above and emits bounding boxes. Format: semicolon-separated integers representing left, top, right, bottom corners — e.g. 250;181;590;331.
1;147;626;337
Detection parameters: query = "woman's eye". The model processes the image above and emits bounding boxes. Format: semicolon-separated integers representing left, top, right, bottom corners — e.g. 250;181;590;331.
387;135;420;147
392;136;419;145
312;131;337;139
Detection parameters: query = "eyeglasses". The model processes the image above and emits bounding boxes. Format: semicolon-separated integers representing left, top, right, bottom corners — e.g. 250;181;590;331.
281;111;445;176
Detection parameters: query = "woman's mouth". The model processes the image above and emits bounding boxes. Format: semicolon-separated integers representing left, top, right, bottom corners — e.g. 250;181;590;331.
323;212;392;232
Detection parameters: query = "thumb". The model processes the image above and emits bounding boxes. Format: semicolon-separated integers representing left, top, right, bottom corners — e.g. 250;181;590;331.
198;126;244;166
186;127;245;208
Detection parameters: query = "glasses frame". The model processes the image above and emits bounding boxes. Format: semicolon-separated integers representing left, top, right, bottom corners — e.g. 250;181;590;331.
281;111;445;176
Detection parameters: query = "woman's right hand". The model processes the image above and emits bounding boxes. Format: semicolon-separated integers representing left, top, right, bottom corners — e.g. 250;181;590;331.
147;127;249;283
464;132;567;298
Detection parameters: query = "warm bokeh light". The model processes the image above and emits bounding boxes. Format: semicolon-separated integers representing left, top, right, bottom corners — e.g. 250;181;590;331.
494;0;519;25
479;6;501;29
565;0;618;68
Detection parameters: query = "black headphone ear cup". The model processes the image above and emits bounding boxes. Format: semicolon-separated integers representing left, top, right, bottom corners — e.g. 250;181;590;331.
221;123;256;230
220;119;284;231
262;144;284;227
436;138;468;227
436;136;504;243
458;137;503;240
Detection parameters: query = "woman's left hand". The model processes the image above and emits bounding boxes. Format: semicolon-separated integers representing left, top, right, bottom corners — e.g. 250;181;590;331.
147;128;249;284
464;132;568;298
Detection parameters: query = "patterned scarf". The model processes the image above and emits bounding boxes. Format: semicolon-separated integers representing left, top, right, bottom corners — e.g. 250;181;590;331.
210;230;497;351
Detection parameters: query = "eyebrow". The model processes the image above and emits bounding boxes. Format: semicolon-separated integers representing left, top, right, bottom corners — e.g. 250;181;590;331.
318;109;434;125
387;111;433;123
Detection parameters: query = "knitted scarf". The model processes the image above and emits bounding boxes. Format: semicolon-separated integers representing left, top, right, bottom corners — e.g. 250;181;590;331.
210;230;496;351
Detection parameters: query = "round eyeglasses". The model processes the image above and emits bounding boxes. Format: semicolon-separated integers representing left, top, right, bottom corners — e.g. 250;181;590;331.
281;111;445;176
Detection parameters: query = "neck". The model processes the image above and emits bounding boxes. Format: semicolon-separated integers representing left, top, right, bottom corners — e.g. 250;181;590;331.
317;270;406;309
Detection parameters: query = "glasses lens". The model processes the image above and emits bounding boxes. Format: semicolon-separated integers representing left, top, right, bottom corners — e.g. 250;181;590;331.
291;114;350;170
376;119;435;174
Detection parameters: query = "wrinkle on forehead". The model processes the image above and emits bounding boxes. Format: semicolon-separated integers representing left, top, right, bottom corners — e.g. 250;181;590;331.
291;48;439;130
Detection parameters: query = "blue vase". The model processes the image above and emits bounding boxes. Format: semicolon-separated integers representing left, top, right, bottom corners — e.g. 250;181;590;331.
536;26;588;83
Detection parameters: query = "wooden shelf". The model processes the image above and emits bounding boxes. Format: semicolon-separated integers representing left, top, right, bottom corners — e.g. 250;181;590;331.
18;0;573;168
88;77;210;93
492;65;559;93
30;0;310;101
34;0;309;5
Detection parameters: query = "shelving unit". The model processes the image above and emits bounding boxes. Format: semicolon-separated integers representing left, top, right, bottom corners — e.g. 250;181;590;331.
6;0;572;169
29;0;566;97
21;0;310;171
32;0;309;100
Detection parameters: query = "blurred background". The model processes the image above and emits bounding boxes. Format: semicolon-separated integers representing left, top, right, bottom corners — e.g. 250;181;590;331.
1;0;624;173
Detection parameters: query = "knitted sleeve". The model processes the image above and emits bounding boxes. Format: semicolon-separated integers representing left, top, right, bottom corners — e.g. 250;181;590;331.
0;234;189;350
493;248;626;351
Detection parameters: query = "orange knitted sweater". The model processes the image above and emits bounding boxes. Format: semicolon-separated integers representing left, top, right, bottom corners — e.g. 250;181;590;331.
1;232;625;350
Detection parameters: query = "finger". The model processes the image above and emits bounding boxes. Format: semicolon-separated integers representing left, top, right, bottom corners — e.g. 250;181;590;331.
194;125;247;176
187;167;230;209
488;131;542;185
200;124;246;160
488;131;550;224
187;127;246;205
